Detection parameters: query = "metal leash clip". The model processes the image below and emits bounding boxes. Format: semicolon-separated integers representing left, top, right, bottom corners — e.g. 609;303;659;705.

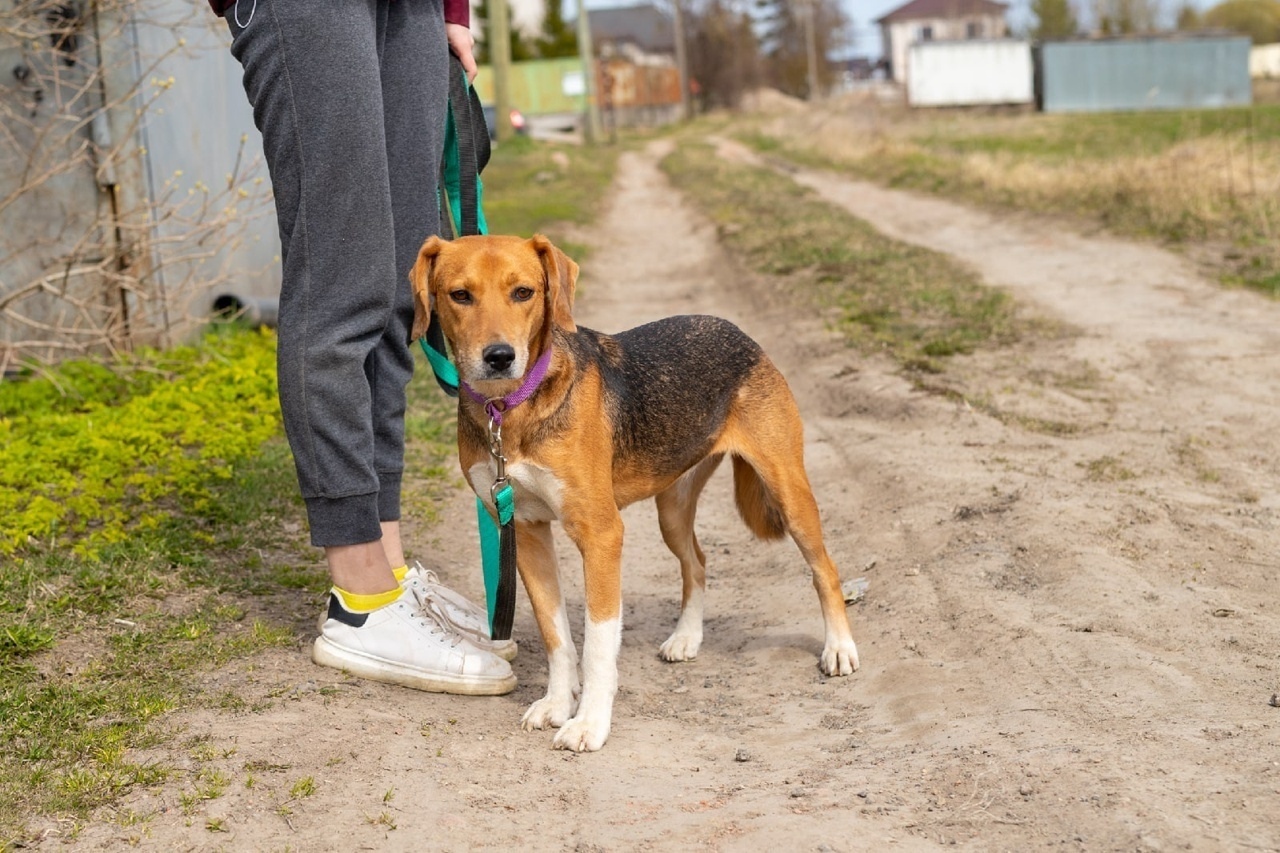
487;414;508;501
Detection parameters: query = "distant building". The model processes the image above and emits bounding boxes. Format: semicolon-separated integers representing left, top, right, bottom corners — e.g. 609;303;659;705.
875;0;1010;83
844;57;881;81
584;3;675;62
566;2;683;128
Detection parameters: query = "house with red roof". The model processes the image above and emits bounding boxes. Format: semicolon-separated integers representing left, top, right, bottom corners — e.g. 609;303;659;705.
875;0;1010;82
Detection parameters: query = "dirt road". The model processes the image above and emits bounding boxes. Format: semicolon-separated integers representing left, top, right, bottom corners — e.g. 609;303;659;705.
73;137;1280;851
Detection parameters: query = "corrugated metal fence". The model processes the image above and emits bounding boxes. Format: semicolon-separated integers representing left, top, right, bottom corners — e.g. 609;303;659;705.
1036;36;1251;113
1;0;275;365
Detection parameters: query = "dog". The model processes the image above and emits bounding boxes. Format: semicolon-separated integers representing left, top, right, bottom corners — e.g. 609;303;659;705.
410;233;859;752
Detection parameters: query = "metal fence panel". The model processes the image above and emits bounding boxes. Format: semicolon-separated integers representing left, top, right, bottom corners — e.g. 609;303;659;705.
1;0;275;364
1038;37;1252;113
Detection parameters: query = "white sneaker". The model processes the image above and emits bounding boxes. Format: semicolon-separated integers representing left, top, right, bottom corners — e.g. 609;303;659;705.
312;585;516;695
404;563;519;662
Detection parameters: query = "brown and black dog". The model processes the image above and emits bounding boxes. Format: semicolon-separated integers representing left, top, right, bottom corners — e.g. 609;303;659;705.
410;233;859;752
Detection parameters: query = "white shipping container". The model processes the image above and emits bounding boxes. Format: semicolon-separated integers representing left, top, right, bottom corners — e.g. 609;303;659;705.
1250;43;1280;78
907;39;1034;107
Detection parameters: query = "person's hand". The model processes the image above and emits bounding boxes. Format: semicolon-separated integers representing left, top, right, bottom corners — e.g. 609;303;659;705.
446;23;477;82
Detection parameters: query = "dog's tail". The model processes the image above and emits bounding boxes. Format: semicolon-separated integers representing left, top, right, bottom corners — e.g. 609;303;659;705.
731;455;787;540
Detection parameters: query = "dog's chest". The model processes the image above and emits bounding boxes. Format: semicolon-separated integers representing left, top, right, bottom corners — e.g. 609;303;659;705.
467;459;564;523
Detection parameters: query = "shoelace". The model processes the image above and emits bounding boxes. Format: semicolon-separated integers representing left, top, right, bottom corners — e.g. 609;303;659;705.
406;587;464;648
411;565;484;623
407;564;497;642
414;566;443;586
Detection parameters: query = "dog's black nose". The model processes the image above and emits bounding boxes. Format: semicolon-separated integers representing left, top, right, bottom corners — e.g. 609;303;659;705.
483;344;516;373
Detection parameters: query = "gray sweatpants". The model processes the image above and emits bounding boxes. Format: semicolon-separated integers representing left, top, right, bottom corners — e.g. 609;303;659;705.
226;0;447;547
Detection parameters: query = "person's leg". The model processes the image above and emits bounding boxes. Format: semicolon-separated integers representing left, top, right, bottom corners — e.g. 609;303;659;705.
228;0;398;577
370;0;449;576
225;0;512;691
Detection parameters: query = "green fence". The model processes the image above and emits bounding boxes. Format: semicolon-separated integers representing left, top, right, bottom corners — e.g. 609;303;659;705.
472;57;589;115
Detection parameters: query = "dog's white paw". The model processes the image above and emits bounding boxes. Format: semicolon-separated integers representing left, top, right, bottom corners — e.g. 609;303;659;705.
821;639;860;676
658;630;702;662
522;695;576;731
552;714;610;752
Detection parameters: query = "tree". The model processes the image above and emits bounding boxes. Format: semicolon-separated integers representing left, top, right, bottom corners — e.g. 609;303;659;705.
1203;0;1280;42
1031;0;1079;38
685;0;762;110
1093;0;1162;33
474;0;536;63
534;0;578;59
753;0;851;99
1175;2;1204;28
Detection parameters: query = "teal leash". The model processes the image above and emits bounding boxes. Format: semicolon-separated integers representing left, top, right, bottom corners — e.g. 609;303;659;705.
418;54;514;640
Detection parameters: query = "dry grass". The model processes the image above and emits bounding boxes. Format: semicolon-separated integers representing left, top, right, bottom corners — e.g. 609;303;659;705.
741;98;1280;296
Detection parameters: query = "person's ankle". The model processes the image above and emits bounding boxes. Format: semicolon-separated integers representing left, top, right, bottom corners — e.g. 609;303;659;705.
326;540;397;594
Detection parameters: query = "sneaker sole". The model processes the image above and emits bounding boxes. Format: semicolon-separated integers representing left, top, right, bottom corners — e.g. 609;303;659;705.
312;637;517;696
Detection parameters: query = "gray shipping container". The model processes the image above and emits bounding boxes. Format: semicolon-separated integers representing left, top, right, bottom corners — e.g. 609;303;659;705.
1036;36;1251;113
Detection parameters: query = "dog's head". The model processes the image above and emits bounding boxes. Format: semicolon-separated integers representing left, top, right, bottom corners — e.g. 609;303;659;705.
410;234;578;387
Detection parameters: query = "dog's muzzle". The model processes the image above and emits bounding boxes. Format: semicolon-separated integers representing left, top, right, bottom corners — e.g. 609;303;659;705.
482;343;517;377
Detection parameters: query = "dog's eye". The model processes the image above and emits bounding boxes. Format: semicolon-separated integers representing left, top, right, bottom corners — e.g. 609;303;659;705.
512;286;534;302
449;289;473;305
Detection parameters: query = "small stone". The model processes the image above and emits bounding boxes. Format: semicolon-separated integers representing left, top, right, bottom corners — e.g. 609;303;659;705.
734;748;751;762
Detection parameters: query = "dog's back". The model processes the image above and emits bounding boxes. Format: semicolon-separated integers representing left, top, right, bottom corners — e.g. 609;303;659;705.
563;314;798;540
565;315;765;475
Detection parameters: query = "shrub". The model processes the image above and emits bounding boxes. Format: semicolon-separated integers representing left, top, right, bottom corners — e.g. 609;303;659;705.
0;327;282;557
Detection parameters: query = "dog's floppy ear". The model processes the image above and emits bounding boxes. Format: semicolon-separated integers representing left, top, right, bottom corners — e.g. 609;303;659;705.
409;236;446;342
530;233;578;334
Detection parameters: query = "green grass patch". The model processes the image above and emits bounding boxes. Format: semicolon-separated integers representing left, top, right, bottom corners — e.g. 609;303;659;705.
481;135;621;258
0;326;283;558
661;138;1024;371
0;326;305;842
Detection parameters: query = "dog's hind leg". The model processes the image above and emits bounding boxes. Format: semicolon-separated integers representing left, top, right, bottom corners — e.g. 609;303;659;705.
517;521;581;732
727;380;859;677
655;455;724;662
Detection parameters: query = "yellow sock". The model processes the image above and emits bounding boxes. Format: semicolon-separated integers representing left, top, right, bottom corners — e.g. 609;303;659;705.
332;585;401;613
392;565;409;584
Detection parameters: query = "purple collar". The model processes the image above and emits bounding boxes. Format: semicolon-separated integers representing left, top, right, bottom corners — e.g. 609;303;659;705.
461;346;553;427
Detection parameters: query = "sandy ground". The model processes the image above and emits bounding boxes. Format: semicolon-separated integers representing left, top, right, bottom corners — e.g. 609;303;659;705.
61;135;1280;851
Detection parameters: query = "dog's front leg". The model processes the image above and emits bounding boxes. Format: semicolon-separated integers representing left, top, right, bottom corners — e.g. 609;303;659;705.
516;521;581;731
554;507;624;752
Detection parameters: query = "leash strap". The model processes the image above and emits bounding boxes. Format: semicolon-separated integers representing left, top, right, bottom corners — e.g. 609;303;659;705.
489;483;517;640
442;54;490;239
419;54;513;639
420;56;490;396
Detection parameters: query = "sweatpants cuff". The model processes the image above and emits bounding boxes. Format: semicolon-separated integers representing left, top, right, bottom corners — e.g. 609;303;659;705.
305;493;383;547
377;472;402;521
